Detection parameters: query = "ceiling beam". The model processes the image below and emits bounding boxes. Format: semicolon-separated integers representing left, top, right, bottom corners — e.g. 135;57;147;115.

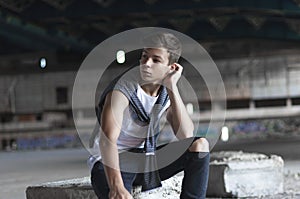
0;11;92;53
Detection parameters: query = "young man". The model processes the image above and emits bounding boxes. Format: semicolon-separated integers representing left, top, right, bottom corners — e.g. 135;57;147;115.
89;32;210;199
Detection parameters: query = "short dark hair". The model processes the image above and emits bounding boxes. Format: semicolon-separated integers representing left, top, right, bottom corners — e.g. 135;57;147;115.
143;32;182;64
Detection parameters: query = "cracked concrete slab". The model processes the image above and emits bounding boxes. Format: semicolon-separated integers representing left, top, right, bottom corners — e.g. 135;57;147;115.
26;151;284;199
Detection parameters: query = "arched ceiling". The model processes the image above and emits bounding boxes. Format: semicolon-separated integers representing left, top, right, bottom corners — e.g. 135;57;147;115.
1;0;300;59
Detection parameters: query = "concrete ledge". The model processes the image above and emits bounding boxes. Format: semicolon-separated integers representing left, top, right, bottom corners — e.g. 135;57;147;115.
26;151;284;199
26;177;96;199
26;172;183;199
26;174;184;199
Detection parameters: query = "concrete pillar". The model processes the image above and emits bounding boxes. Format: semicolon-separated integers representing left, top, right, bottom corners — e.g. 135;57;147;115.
287;98;292;108
249;100;255;110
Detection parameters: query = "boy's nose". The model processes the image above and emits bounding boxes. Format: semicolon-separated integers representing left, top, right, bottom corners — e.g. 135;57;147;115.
145;59;153;67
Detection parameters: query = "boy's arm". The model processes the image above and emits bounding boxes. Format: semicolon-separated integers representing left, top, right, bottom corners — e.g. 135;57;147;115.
99;90;132;199
165;63;194;139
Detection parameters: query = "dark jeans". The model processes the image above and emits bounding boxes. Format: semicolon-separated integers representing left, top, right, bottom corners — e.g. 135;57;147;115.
91;138;210;199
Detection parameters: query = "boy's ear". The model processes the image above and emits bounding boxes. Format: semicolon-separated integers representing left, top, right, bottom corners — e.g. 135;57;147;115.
169;63;175;70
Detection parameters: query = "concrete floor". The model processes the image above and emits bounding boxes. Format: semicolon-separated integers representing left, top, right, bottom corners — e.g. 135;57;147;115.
0;136;299;199
0;148;90;199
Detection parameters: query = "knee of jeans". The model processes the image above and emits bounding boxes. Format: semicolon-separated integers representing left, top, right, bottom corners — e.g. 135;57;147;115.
188;138;209;152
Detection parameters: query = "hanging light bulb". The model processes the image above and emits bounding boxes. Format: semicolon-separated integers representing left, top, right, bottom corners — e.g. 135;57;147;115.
221;126;229;142
39;57;47;68
116;50;125;64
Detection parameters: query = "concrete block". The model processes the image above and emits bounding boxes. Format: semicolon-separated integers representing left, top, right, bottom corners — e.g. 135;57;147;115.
207;151;284;198
26;174;184;199
26;177;97;199
26;151;284;199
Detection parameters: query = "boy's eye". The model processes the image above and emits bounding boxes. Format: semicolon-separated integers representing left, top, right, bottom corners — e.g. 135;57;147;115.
153;59;160;63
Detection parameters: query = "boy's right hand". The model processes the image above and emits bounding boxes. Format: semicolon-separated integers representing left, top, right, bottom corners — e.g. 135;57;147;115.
109;185;133;199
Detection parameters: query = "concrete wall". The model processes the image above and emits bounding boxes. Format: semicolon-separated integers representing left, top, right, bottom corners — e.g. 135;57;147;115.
1;53;300;114
0;71;76;114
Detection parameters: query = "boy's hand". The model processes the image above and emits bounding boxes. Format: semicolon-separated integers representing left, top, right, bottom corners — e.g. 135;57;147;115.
163;63;183;89
109;185;133;199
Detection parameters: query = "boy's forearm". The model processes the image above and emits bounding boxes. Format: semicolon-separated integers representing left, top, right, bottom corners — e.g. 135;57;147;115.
104;165;124;188
100;137;124;189
167;85;194;139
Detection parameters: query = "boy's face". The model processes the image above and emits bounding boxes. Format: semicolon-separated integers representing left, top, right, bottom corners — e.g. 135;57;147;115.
139;48;171;84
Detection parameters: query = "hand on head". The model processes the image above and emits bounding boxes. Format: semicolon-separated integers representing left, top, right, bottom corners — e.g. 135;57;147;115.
163;63;183;88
